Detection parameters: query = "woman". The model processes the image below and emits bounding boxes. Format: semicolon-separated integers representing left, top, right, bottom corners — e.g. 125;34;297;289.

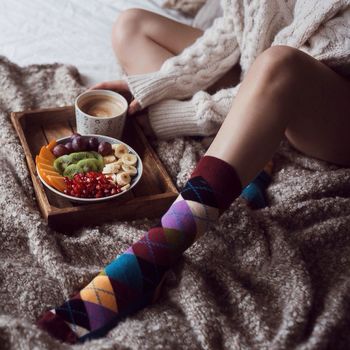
37;0;350;343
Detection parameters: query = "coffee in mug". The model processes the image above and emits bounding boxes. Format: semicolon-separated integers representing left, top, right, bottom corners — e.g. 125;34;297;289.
80;95;125;118
75;90;128;138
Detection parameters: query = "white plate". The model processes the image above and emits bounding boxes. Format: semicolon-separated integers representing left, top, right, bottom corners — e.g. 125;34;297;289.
37;134;143;203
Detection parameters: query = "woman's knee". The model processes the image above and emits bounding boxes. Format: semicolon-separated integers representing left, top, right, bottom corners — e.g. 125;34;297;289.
112;8;148;59
252;46;310;90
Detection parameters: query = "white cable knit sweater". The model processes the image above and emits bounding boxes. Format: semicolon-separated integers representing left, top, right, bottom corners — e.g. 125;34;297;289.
125;0;350;139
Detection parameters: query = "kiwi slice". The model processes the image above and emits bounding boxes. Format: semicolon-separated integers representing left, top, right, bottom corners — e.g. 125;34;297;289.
63;164;81;178
90;151;104;171
68;152;94;164
54;152;102;177
77;158;100;173
53;155;72;174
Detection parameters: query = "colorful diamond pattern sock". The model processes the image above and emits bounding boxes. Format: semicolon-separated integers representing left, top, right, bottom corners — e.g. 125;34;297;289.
240;170;272;209
37;156;242;343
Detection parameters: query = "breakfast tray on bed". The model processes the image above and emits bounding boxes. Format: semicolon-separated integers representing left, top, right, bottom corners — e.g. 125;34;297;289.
11;106;178;232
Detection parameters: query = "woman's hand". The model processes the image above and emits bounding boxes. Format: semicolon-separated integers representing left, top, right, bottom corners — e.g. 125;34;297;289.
90;80;155;138
89;80;141;115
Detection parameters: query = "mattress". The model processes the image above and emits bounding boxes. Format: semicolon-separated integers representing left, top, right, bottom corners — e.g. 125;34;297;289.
0;0;192;85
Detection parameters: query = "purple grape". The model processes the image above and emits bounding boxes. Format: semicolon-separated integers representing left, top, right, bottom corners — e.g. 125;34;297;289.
72;136;88;152
98;141;112;156
81;137;89;150
64;141;73;153
88;137;99;151
70;132;81;142
52;144;69;157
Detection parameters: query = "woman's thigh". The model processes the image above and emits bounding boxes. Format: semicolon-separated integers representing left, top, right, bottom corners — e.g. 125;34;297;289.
116;9;203;55
284;54;350;166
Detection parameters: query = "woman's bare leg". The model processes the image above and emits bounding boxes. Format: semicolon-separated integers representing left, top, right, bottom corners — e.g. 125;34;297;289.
112;9;203;75
207;46;350;187
111;8;241;129
112;9;241;87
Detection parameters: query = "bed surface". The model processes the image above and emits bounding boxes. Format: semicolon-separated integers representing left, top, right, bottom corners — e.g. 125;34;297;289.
2;2;350;349
0;0;191;85
1;56;350;349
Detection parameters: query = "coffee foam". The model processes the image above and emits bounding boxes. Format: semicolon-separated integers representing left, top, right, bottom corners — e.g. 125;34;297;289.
79;95;124;118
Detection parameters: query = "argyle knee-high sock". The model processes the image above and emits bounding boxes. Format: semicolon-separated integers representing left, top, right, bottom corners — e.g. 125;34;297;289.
37;156;242;343
240;170;271;209
240;160;273;209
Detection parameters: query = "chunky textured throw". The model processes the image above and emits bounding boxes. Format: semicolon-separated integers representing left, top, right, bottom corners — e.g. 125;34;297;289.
2;57;350;350
37;156;242;343
125;0;350;139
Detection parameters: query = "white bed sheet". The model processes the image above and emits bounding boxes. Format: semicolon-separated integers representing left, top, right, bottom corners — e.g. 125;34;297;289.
0;0;192;85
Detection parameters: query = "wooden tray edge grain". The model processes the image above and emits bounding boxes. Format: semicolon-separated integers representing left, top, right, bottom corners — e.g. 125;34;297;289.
11;109;52;220
11;107;179;232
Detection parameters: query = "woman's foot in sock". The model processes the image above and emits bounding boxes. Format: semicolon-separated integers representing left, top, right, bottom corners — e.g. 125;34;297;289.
240;160;273;209
37;156;242;343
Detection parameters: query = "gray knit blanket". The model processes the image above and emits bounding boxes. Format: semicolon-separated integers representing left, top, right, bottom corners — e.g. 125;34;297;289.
1;56;350;350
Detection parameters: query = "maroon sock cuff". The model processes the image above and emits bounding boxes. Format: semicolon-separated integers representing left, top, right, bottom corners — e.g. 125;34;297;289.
190;155;242;212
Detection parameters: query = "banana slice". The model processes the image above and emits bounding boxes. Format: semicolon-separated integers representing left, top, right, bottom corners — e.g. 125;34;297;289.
121;184;131;191
109;174;118;183
122;164;137;176
103;155;116;164
116;158;123;165
121;153;137;166
114;144;128;158
116;172;131;186
102;162;120;174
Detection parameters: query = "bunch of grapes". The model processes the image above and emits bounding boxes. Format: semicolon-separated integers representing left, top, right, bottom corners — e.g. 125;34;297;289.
52;134;113;157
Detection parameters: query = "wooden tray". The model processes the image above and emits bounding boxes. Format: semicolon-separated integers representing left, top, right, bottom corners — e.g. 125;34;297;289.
11;106;178;232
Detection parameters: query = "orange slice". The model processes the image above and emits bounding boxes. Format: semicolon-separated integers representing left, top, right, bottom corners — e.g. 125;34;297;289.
39;146;56;163
37;163;56;172
36;155;52;166
47;175;66;192
46;139;57;151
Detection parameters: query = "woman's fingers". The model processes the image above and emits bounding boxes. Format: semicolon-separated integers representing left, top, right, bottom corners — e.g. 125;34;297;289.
88;80;141;115
128;99;142;115
89;80;130;92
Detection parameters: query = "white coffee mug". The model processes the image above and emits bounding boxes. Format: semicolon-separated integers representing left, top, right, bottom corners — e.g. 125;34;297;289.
75;90;128;138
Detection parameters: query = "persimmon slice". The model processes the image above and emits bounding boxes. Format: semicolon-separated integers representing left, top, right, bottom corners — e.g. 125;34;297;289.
46;140;57;151
47;175;66;192
37;167;50;184
39;146;56;162
36;155;52;166
42;169;60;177
37;163;56;172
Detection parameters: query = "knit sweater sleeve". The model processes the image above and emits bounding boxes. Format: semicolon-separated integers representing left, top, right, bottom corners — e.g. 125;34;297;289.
125;5;240;109
272;2;350;74
300;6;350;74
147;85;240;139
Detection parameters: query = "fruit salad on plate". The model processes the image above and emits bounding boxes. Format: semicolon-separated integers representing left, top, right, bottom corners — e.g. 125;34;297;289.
35;134;140;200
